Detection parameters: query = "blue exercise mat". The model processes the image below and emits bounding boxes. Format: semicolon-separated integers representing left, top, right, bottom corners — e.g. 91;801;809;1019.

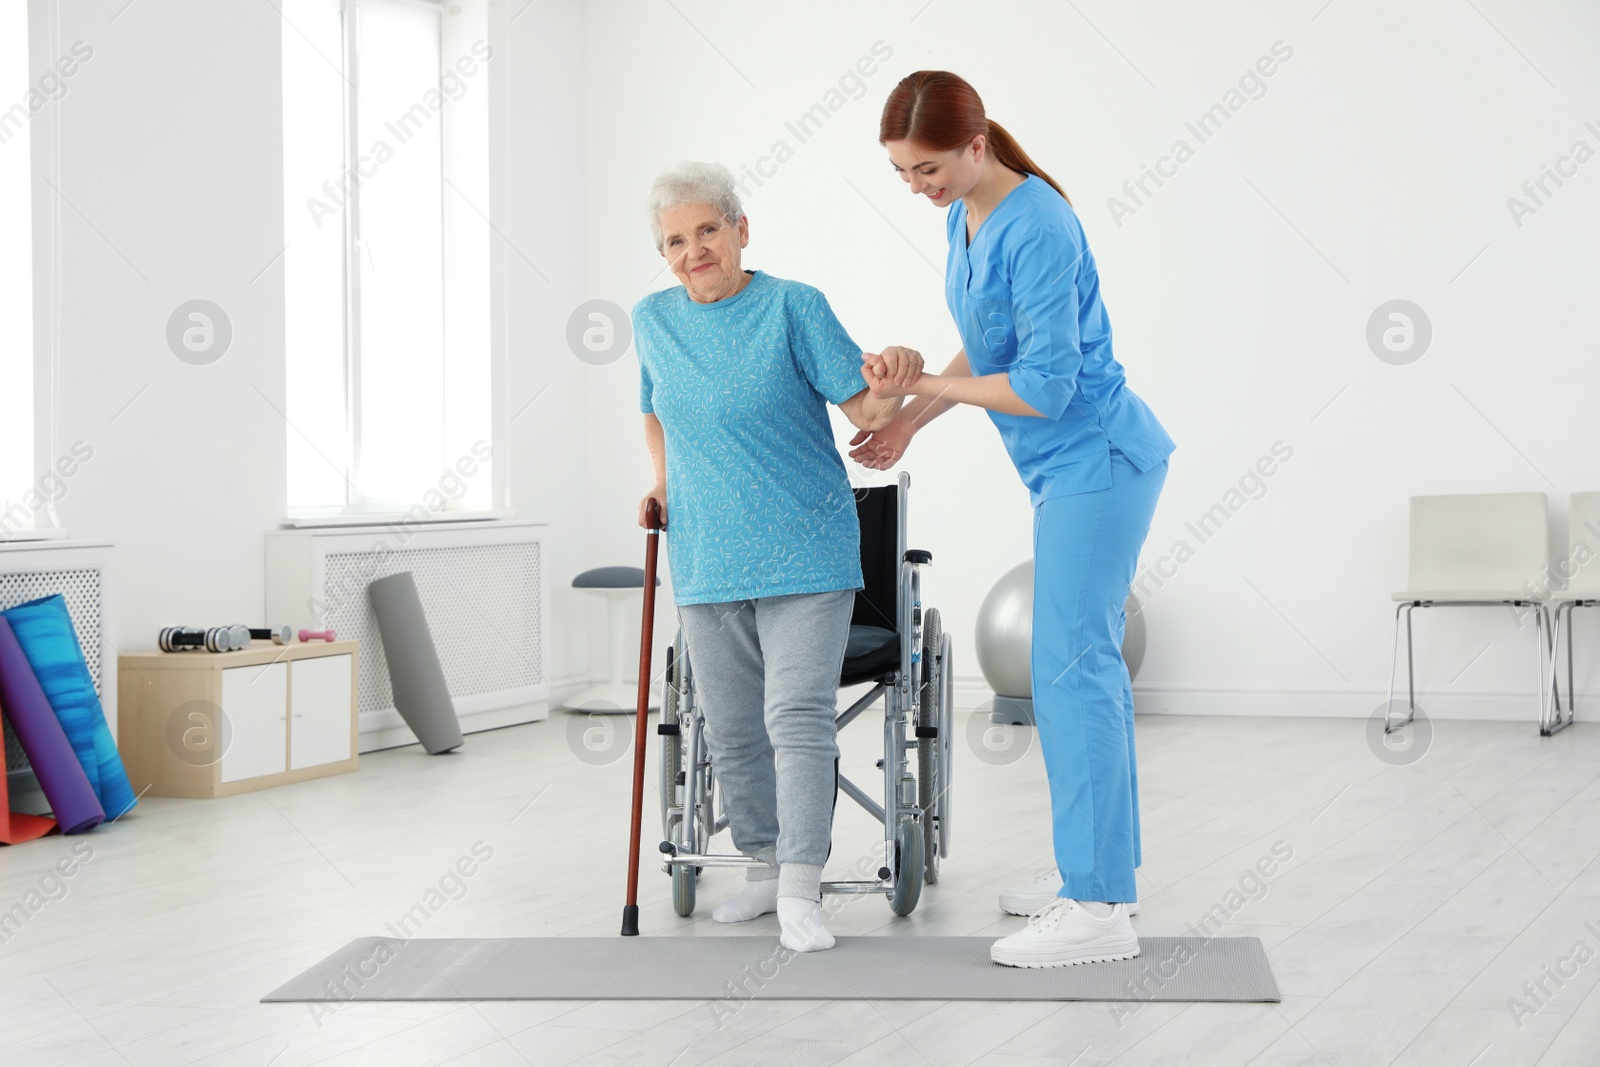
2;595;136;820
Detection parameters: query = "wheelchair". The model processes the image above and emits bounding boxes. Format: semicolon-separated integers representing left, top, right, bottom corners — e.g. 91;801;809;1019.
657;471;954;917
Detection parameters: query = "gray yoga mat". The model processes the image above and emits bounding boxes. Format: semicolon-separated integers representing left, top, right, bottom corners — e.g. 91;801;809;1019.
263;935;1279;1003
368;572;464;754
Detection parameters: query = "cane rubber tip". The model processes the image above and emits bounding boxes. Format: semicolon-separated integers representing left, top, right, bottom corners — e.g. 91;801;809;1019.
621;905;640;936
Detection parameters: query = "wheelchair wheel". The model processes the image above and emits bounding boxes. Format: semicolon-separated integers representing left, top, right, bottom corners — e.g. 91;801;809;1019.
888;817;924;916
917;609;942;885
662;634;705;915
659;639;682;837
937;629;954;861
668;815;697;916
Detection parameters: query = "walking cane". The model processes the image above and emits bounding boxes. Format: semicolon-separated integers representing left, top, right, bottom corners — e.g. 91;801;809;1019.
621;498;663;936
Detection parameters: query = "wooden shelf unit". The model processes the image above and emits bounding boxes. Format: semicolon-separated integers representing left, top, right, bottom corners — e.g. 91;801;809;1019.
118;640;360;798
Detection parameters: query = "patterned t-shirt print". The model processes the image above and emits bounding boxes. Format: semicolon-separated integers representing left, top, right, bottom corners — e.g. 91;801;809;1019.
633;271;866;606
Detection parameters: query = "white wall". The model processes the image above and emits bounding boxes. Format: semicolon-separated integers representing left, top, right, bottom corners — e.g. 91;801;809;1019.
574;0;1600;719
29;0;289;657
27;0;597;697
500;0;596;694
25;0;1600;722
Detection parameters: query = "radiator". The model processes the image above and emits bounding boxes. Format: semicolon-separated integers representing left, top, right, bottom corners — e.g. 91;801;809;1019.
265;521;549;750
0;540;117;781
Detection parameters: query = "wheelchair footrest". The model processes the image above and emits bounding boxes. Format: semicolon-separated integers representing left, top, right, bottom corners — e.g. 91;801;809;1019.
662;852;772;869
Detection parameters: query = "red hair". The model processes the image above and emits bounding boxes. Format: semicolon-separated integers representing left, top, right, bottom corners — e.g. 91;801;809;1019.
879;71;1068;204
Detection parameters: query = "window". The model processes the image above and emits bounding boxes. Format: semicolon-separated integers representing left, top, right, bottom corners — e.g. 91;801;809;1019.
281;0;494;519
0;2;35;537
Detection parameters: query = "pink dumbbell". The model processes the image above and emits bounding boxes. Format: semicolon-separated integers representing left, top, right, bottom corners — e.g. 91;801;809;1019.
298;628;337;642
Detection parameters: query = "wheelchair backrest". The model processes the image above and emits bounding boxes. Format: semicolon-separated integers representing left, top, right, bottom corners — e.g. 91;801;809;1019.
852;484;900;634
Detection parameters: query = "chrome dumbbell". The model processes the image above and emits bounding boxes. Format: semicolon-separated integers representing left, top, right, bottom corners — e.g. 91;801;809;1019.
159;624;250;653
250;625;294;645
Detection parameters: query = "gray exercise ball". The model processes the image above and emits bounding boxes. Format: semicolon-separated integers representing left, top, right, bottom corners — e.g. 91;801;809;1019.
974;560;1146;703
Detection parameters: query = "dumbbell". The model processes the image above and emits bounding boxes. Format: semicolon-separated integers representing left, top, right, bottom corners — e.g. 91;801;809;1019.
158;626;218;652
299;628;337;643
251;625;294;645
159;625;250;653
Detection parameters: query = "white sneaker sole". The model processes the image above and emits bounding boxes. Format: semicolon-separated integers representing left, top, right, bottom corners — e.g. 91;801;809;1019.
990;938;1141;969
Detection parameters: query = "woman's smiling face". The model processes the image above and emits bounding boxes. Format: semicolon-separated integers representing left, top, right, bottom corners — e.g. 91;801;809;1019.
658;202;750;303
885;138;983;206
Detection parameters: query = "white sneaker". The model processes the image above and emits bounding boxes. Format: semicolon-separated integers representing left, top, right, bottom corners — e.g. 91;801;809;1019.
998;870;1140;917
990;897;1140;968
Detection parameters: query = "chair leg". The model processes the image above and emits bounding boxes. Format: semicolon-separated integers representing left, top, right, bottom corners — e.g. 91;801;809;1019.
1545;604;1561;725
1565;602;1578;727
1385;603;1402;730
1536;604;1577;736
1547;604;1563;731
1547;602;1579;735
1386;602;1416;733
1406;604;1417;722
1537;604;1550;733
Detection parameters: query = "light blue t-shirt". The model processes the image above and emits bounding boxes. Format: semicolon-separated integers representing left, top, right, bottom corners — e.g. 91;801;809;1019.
947;174;1175;506
633;270;866;606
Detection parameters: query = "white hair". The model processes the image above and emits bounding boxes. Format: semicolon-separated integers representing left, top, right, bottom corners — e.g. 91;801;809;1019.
647;161;745;252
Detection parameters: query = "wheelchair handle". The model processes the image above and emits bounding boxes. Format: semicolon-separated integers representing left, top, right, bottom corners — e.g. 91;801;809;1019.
622;498;664;935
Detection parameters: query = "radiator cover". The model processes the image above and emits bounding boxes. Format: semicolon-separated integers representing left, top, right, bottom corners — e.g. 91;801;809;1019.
266;521;549;749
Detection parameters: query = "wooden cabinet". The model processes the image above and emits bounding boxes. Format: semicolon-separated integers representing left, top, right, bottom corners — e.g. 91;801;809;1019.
118;641;359;798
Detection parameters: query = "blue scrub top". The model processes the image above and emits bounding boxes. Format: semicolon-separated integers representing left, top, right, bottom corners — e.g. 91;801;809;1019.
946;175;1174;505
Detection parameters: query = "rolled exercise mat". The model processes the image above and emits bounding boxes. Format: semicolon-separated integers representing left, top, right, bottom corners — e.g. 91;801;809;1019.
2;596;137;820
0;700;58;844
0;617;103;834
368;572;464;754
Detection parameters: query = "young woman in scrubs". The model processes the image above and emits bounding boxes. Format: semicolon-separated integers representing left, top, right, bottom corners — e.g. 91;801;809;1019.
853;71;1176;969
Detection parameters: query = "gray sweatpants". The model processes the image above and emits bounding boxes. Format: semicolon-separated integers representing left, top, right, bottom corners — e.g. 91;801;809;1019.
677;589;854;902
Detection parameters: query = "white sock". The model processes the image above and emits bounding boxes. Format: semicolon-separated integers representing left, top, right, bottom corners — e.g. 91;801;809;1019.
1075;900;1114;918
712;878;779;923
777;896;835;952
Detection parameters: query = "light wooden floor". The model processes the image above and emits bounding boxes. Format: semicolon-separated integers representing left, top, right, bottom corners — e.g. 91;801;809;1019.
2;707;1599;1066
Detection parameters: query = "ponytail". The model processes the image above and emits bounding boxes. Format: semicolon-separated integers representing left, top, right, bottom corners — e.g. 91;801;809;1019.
984;119;1068;204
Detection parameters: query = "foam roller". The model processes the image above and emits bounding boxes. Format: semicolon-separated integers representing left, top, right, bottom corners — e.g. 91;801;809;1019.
367;572;463;754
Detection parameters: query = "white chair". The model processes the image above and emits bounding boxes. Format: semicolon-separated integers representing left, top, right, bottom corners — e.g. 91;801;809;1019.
1546;492;1600;736
1388;493;1554;734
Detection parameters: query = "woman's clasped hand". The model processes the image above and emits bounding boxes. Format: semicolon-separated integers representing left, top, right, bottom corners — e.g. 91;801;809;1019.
860;346;924;399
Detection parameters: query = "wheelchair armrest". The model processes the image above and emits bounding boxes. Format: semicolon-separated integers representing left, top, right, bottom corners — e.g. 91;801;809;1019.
905;549;932;565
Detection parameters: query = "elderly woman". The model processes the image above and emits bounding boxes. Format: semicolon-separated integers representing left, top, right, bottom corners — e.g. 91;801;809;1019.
632;161;919;952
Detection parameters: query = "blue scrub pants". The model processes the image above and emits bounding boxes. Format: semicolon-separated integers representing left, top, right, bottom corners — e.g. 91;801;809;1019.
1032;448;1167;904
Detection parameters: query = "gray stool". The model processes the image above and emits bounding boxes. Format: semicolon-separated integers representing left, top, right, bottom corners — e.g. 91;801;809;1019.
567;566;661;714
